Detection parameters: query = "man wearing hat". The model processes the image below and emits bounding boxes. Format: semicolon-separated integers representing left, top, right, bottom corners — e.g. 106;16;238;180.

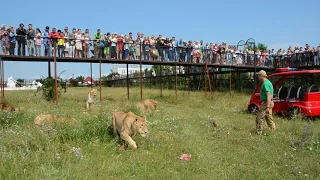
256;70;275;135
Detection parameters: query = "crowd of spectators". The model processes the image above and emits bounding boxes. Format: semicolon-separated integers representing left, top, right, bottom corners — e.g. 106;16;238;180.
1;23;320;67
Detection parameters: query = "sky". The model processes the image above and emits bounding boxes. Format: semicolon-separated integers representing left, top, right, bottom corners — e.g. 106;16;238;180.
0;0;319;80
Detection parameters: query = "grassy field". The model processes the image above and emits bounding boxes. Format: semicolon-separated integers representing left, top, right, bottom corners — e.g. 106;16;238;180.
0;87;319;179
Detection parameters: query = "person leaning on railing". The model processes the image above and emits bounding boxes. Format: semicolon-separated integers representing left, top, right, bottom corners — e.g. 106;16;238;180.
57;31;65;57
16;23;27;56
0;24;10;55
26;24;35;56
8;26;16;56
34;28;42;57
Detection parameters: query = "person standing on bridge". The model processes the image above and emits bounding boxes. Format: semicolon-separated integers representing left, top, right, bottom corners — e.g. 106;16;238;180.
16;23;27;56
256;70;275;135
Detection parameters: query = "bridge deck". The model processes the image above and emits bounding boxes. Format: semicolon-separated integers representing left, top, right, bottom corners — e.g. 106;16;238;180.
0;55;274;71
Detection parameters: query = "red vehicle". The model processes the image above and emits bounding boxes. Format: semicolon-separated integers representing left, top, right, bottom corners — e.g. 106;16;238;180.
248;68;320;118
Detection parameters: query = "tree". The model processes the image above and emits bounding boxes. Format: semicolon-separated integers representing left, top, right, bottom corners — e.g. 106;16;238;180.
106;72;120;79
101;75;108;81
144;68;151;77
76;75;84;83
257;43;268;51
36;70;67;102
16;78;24;87
247;42;268;52
152;65;161;73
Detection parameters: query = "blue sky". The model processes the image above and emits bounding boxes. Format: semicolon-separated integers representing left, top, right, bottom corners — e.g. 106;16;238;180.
1;0;319;80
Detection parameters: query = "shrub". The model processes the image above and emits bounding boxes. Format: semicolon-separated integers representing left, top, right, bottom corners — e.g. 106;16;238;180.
36;71;67;102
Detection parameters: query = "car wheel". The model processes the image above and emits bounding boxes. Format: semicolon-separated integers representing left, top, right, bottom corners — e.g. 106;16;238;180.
248;104;258;114
288;106;301;119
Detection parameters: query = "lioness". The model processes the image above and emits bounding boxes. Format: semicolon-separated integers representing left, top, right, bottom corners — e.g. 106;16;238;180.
0;102;21;112
34;114;77;127
136;99;158;111
112;111;148;149
86;88;97;111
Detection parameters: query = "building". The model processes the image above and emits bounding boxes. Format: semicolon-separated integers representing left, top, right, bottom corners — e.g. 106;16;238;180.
111;64;147;76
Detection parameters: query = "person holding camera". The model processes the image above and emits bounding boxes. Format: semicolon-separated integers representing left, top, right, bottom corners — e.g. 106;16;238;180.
16;23;27;56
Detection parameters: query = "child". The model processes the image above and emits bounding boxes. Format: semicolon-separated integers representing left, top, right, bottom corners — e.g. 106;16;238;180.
69;34;76;57
143;36;151;61
117;34;123;59
123;35;129;60
34;28;42;56
57;31;64;57
104;33;111;59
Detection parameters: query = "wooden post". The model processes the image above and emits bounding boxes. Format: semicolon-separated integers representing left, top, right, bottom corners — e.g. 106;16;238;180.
204;66;207;97
90;63;93;88
54;40;58;105
48;61;51;78
127;63;129;100
99;60;102;103
188;67;190;95
1;60;3;98
205;63;213;96
0;56;3;100
175;63;178;100
160;65;163;97
239;71;242;92
229;56;232;95
139;42;143;101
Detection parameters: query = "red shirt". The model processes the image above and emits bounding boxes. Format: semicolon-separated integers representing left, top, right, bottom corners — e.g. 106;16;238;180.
49;32;60;39
117;38;123;50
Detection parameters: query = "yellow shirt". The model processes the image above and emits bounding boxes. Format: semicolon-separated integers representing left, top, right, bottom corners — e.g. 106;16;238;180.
57;36;64;46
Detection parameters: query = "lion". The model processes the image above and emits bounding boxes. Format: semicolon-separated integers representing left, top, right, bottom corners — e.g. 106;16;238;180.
0;102;22;112
112;111;148;149
86;88;97;111
136;99;158;111
34;114;77;127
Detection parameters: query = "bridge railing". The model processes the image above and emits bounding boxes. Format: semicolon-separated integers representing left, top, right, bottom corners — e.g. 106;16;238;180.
1;34;319;68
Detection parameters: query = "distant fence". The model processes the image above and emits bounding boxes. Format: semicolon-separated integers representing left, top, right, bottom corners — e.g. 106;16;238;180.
99;70;257;93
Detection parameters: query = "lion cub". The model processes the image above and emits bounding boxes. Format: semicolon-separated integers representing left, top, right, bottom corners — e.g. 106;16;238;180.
86;88;97;111
34;114;77;127
0;102;22;112
136;99;158;111
112;111;148;149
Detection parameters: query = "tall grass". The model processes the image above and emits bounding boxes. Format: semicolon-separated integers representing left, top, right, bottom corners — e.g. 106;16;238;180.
0;88;319;179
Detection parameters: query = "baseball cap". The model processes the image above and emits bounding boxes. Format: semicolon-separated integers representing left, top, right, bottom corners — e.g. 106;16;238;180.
256;70;267;77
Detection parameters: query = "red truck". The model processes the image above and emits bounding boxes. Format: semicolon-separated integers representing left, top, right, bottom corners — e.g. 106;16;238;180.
248;68;320;118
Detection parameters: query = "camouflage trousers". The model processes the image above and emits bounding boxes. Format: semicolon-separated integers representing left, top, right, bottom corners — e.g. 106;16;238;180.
256;101;275;135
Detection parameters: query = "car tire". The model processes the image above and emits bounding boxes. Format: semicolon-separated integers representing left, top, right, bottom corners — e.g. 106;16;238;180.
288;106;300;119
248;104;258;114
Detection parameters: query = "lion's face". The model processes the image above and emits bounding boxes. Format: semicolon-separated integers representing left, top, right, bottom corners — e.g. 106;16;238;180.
90;89;97;97
133;116;148;137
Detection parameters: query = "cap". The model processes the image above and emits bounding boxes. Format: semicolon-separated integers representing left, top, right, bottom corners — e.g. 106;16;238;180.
256;70;267;77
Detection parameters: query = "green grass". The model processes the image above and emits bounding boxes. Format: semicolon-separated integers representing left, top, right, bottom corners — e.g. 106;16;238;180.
0;87;320;179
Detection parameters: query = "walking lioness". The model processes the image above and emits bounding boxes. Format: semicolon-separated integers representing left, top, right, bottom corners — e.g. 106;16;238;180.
136;99;158;111
112;111;148;149
86;88;97;111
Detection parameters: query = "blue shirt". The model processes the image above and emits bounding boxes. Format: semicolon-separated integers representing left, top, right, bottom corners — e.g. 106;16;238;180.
43;31;50;45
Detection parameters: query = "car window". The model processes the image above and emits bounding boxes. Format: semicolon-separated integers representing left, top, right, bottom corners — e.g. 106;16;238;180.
276;73;320;92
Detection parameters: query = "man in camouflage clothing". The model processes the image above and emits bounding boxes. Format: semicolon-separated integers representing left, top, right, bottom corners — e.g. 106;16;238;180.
256;70;275;135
